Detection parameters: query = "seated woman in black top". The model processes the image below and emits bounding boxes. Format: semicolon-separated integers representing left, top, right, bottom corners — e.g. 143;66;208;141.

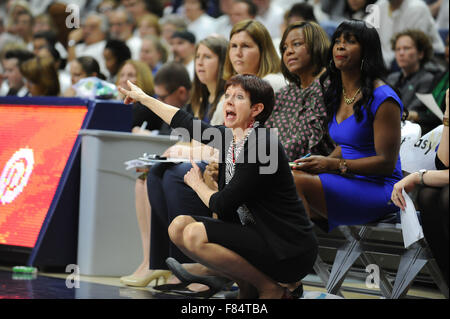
118;74;318;299
391;89;449;286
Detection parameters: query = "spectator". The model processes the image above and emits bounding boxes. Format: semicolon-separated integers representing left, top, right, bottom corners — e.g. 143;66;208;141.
97;0;119;19
121;0;159;23
266;21;334;162
20;56;60;96
391;89;449;287
285;2;318;25
139;35;169;76
253;0;285;38
116;60;155;103
229;0;257;27
108;8;142;60
32;30;56;54
373;0;445;69
121;38;228;289
222;19;285;92
119;62;192;286
159;14;188;45
387;29;436;134
1;48;34;96
213;0;234;38
36;44;71;94
320;0;377;22
10;10;34;46
430;35;449;115
293;20;403;231
275;2;318;57
137;13;161;38
184;0;217;41
103;39;132;83
170;30;197;80
64;56;106;96
67;13;109;78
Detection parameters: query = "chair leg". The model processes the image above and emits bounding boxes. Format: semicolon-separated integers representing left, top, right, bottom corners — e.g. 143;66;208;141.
390;243;428;299
313;255;344;297
424;255;449;298
326;239;362;296
358;252;393;298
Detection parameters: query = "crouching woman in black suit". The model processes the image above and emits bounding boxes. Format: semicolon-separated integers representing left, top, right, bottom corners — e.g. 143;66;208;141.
119;74;318;299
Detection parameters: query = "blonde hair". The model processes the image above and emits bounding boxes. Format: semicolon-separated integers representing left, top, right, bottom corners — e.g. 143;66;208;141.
138;13;161;36
223;19;280;80
117;60;154;95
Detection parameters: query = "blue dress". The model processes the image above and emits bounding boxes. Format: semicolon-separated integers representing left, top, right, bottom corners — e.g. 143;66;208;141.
319;85;403;231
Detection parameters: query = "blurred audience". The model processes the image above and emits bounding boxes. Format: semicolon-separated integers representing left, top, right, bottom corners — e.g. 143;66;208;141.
103;39;132;83
108;8;142;60
137;13;162;38
1;48;34;96
387;29;437;134
139;35;169;76
184;0;217;41
254;0;284;39
67;13;109;78
374;0;445;69
170;30;197;80
20;56;60;96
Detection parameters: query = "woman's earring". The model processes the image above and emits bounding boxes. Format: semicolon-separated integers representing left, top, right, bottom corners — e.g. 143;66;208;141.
361;59;364;71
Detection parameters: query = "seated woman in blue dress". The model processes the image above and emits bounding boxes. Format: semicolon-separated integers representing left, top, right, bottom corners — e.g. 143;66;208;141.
292;20;404;231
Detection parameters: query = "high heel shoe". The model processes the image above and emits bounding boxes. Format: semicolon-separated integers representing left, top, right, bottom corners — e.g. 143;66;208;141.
121;270;172;287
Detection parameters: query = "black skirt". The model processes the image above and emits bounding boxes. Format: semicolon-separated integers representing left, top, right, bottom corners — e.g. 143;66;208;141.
192;215;317;283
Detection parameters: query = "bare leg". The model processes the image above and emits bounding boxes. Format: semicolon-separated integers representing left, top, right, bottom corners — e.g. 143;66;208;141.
292;170;328;220
131;178;151;277
169;216;287;299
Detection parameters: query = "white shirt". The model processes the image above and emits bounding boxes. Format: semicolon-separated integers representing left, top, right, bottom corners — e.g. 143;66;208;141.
186;59;195;81
214;14;232;39
188;13;218;42
255;4;285;39
372;0;445;67
436;0;449;30
74;40;109;78
126;36;142;60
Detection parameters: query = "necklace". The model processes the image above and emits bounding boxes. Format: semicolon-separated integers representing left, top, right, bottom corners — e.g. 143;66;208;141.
342;87;361;105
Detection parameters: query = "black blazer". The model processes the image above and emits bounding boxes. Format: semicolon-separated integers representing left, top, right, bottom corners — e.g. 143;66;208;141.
170;109;318;261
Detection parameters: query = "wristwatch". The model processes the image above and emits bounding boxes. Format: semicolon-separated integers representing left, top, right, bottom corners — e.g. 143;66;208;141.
418;169;427;186
338;159;348;175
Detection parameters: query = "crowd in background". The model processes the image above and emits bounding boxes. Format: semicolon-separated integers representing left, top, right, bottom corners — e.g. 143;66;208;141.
0;0;449;296
0;0;448;136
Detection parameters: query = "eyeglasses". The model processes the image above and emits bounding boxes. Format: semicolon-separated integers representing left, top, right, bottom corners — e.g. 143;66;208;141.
155;87;178;101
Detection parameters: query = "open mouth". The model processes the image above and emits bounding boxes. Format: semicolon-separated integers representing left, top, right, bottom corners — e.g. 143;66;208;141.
225;110;237;120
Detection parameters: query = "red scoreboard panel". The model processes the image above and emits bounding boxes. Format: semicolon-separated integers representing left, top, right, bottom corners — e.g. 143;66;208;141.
0;104;87;248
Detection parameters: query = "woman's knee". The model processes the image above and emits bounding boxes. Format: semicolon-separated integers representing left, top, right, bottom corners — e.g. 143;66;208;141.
182;222;207;253
168;215;196;244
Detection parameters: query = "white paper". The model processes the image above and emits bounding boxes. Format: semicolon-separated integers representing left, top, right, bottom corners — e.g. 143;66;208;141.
124;153;193;170
400;188;424;248
416;93;444;120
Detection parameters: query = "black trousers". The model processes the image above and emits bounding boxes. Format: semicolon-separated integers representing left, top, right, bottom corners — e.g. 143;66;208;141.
417;184;449;286
146;162;211;269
